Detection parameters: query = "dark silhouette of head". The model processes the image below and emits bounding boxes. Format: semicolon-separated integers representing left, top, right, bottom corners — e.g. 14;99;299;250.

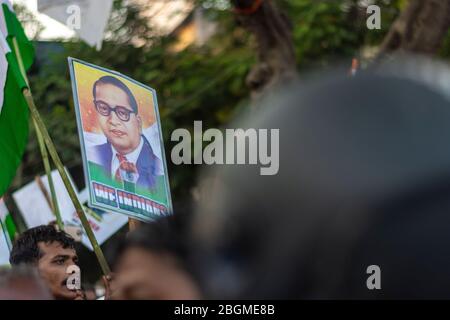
192;56;450;299
110;213;200;300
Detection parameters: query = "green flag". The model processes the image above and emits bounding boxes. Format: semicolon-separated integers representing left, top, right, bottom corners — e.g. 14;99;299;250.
0;0;34;196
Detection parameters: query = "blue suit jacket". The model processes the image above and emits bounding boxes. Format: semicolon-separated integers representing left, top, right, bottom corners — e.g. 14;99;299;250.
93;135;158;190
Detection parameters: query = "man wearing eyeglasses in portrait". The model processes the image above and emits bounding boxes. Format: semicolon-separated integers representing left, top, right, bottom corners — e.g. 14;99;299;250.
88;75;160;190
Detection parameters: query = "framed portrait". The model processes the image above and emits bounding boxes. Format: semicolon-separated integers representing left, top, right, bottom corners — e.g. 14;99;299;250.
68;58;172;221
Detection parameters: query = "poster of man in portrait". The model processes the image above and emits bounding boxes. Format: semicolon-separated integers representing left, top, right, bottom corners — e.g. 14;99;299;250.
69;58;172;221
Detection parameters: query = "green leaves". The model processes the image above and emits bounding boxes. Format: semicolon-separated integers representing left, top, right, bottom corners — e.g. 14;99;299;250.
17;0;404;201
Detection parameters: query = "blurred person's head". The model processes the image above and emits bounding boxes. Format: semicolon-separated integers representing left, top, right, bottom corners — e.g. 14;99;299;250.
0;265;53;300
191;56;450;299
9;225;82;300
110;215;200;300
93;75;142;155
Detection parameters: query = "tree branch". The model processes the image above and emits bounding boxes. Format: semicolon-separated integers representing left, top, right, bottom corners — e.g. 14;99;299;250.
379;0;450;57
233;0;298;101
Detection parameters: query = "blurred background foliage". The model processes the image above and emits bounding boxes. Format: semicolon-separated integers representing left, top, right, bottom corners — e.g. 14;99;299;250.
11;0;436;211
10;0;450;285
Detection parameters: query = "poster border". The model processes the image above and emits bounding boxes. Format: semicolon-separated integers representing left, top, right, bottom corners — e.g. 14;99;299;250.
68;57;173;222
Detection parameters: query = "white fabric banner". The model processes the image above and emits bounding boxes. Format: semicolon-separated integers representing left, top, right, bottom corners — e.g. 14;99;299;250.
0;0;13;40
13;169;128;250
0;198;11;266
0;197;8;221
0;227;10;266
0;30;10;115
37;0;113;50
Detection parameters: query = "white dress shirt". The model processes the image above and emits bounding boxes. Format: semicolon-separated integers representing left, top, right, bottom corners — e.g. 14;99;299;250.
111;137;144;177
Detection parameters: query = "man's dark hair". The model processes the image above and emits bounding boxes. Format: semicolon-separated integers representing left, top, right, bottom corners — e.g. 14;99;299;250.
93;75;139;114
9;225;75;266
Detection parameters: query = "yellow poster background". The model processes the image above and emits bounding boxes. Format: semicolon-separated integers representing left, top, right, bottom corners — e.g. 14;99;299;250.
73;61;157;133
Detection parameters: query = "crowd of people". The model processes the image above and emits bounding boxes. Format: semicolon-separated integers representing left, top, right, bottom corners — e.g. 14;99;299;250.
3;217;200;300
3;56;450;299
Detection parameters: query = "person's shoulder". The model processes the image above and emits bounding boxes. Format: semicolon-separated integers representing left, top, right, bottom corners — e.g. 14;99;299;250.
141;135;152;151
139;136;164;175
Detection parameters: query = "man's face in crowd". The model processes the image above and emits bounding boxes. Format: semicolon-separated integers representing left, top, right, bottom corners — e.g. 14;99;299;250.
95;83;142;155
36;241;82;300
111;247;200;300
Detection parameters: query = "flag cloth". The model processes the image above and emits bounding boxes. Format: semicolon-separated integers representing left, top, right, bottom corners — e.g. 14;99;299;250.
38;0;113;50
0;197;16;266
0;223;10;265
0;0;34;197
0;197;15;244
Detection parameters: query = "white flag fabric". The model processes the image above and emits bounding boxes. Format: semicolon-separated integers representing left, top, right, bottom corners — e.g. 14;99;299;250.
37;0;113;50
0;198;8;222
0;30;9;114
0;198;11;266
0;0;13;38
0;226;10;266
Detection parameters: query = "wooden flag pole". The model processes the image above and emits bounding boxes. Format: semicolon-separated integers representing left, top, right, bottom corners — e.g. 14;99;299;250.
11;38;110;276
35;175;65;230
34;120;64;230
128;218;141;232
11;38;64;231
23;88;111;276
35;176;52;209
